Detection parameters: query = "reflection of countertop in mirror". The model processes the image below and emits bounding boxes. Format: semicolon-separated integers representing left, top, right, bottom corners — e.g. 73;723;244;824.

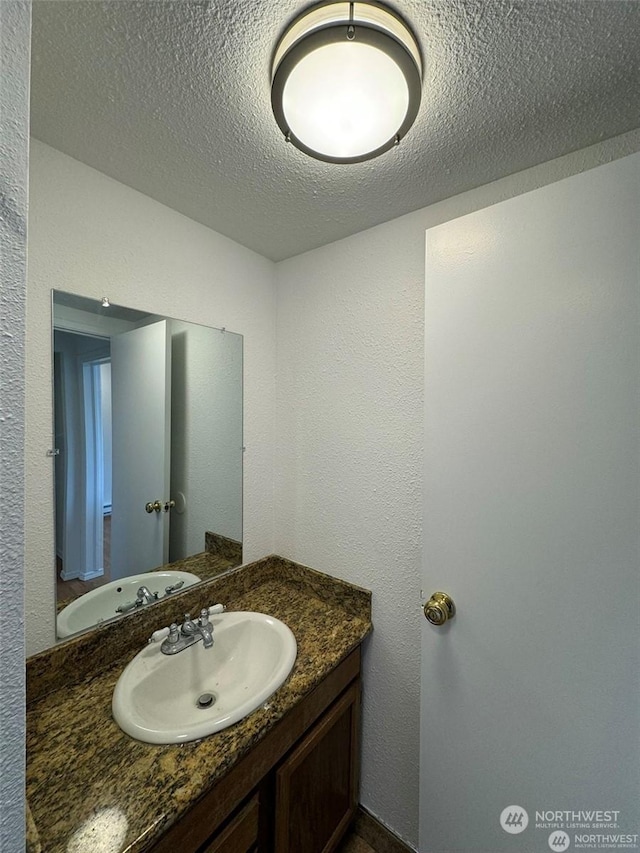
27;556;372;853
166;547;241;583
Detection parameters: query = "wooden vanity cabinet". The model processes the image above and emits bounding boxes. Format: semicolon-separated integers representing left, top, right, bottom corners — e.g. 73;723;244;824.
151;647;361;853
197;793;261;853
274;681;360;853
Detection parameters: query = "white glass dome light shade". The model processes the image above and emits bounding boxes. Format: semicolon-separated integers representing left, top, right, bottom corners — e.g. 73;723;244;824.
271;3;422;164
283;41;409;160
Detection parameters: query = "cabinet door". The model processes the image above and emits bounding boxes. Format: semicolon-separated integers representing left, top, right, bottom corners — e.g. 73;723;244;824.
275;681;360;853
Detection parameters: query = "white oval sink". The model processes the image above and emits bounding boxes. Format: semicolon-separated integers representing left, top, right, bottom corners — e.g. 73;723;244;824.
56;570;201;637
112;611;297;744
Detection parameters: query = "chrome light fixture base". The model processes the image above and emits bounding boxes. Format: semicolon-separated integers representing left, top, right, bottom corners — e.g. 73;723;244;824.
271;1;422;164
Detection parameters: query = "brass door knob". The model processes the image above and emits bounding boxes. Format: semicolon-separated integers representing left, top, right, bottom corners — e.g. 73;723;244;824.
423;592;456;626
145;500;163;514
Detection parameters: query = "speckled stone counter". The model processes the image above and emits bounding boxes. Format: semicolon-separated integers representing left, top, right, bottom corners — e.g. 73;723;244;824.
156;548;241;583
27;556;371;853
204;530;242;564
26;802;41;853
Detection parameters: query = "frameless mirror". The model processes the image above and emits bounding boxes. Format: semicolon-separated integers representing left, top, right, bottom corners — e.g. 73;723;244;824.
52;290;243;638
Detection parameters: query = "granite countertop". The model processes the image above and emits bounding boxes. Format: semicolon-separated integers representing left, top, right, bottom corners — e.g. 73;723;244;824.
152;548;241;583
27;556;372;853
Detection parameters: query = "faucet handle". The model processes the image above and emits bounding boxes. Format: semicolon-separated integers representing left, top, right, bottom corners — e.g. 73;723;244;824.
198;608;213;628
117;599;140;614
150;623;181;645
149;626;170;643
159;623;182;654
181;613;198;635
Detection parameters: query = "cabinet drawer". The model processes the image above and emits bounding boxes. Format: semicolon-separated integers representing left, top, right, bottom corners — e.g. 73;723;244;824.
199;794;259;853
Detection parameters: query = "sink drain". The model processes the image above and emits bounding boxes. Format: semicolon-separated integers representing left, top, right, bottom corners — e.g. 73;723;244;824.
196;693;216;709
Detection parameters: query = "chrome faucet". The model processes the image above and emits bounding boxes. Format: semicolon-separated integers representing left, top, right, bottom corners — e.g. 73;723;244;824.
160;610;215;655
116;585;159;614
137;585;157;605
181;610;214;648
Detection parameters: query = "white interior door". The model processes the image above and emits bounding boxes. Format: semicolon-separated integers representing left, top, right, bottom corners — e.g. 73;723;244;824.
421;154;639;852
110;320;171;580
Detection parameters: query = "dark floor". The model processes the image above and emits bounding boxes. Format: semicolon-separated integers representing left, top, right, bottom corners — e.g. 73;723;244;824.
337;808;410;853
337;831;376;853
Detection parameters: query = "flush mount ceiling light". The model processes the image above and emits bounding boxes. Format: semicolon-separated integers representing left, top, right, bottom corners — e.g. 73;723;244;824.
271;1;422;164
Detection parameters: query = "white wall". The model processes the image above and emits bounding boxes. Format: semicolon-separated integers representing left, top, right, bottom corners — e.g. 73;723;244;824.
274;128;640;848
26;139;277;655
0;3;30;849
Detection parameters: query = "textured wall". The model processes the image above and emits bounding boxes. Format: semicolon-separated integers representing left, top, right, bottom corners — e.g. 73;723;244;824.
0;3;30;850
274;129;640;848
26;140;277;655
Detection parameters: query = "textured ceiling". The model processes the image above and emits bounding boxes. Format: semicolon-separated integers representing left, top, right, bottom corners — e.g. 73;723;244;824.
30;1;640;261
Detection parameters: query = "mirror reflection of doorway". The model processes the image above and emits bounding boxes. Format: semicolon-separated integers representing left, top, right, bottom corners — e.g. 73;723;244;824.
53;330;112;603
51;290;244;637
54;317;173;606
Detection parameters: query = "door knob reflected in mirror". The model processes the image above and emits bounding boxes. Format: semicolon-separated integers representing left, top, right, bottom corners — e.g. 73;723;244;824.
145;499;176;513
423;592;456;626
